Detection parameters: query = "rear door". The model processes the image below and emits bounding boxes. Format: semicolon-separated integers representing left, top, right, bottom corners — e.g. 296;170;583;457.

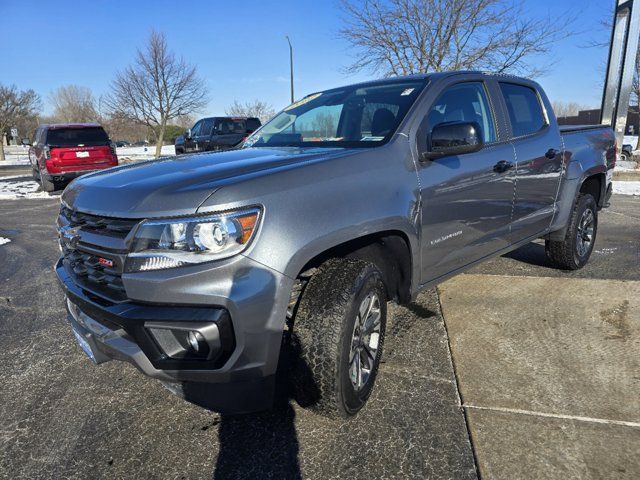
29;127;43;172
498;82;563;241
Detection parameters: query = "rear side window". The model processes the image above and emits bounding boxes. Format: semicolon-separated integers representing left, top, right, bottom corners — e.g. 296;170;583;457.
216;119;246;134
499;83;546;137
46;127;109;147
245;118;261;133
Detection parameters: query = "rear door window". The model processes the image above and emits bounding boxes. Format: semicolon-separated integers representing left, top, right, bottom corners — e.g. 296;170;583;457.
45;127;109;147
499;83;546;137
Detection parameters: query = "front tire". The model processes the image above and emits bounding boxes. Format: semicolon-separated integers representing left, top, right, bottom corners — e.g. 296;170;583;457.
546;193;598;270
292;258;387;418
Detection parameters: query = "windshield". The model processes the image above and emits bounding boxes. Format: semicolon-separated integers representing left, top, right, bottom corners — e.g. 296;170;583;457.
46;127;110;147
244;80;426;148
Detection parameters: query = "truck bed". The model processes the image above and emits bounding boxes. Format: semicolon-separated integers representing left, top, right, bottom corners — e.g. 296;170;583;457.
559;124;610;134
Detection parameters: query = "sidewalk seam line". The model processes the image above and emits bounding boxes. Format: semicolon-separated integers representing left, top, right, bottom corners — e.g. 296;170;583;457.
436;286;482;480
463;404;640;428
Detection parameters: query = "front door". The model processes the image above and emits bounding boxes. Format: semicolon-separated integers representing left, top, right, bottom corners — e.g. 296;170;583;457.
417;81;516;283
195;118;214;151
184;120;203;153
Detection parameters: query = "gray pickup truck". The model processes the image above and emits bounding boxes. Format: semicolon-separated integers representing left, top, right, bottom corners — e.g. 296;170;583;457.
56;72;615;418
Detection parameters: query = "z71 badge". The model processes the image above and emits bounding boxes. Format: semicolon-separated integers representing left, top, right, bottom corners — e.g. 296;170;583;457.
98;257;114;268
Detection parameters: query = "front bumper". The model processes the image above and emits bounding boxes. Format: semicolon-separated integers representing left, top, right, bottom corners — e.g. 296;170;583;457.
56;257;292;414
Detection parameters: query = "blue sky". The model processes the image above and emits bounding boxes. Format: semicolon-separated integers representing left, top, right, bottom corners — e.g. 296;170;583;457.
0;0;613;117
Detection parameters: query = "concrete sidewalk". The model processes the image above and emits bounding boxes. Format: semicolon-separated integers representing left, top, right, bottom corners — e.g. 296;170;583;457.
439;274;640;479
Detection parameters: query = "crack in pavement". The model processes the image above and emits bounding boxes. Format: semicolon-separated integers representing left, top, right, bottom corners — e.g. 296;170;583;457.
463;404;640;429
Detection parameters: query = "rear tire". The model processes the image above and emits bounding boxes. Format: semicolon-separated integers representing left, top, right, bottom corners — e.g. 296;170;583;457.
38;170;56;193
291;258;387;419
545;193;598;270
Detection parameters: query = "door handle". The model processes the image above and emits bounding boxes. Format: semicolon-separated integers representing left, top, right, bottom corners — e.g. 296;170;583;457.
493;160;514;173
545;148;558;159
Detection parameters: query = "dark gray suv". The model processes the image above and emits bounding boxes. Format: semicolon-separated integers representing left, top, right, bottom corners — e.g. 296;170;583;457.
174;116;261;154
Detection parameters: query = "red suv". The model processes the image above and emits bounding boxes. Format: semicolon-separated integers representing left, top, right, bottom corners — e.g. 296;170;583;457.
29;123;118;192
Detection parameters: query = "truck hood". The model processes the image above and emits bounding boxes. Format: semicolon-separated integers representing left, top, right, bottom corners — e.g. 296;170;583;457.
62;147;354;218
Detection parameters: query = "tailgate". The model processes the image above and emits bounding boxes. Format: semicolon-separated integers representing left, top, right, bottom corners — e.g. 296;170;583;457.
50;146;116;171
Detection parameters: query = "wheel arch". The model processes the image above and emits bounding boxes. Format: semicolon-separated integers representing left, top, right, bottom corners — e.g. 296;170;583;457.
291;229;415;305
548;168;606;241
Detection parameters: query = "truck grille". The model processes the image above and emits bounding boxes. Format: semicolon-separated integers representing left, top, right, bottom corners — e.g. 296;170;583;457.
60;205;139;238
62;247;127;302
59;206;139;302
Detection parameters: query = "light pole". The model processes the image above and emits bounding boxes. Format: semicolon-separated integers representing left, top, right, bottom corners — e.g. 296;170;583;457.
285;36;294;104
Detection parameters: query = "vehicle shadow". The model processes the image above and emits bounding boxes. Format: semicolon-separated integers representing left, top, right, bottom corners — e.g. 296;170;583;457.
503;241;554;268
212;334;313;480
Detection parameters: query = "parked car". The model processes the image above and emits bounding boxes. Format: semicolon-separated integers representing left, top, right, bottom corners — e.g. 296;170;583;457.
621;143;633;161
29;123;118;192
56;72;614;418
174;116;261;154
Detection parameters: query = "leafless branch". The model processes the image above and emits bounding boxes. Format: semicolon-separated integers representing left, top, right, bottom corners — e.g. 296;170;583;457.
339;0;576;78
225;100;276;124
49;85;99;123
0;84;41;161
104;30;209;157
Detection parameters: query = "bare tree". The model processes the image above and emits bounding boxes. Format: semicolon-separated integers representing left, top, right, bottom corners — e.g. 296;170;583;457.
49;85;98;123
0;84;41;161
226;99;276;124
312;112;338;138
339;0;574;78
105;30;208;157
551;101;588;119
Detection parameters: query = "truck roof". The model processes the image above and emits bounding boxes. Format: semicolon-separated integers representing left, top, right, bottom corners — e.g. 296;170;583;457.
309;71;535;98
40;123;104;130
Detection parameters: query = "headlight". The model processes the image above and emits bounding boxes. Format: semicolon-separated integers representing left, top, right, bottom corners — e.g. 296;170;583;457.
126;207;261;272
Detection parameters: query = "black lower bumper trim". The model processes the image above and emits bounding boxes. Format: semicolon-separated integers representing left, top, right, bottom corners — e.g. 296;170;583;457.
56;259;235;370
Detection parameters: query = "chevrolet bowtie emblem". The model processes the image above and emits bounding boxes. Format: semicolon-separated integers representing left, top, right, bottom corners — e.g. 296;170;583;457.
60;226;81;249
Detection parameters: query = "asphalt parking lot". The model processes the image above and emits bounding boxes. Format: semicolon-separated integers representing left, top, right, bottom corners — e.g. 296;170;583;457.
0;185;638;479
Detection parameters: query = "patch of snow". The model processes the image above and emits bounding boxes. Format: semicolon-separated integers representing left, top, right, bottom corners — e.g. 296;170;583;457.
613;181;640;195
0;153;30;166
616;160;638;171
594;247;618;255
0;178;57;200
0;174;31;180
116;145;176;162
0;237;10;246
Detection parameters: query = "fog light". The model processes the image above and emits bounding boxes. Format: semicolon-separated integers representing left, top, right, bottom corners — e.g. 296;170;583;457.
145;322;221;361
187;331;203;353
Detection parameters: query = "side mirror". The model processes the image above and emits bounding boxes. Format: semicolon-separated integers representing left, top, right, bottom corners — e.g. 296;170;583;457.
422;121;484;160
185;128;192;139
